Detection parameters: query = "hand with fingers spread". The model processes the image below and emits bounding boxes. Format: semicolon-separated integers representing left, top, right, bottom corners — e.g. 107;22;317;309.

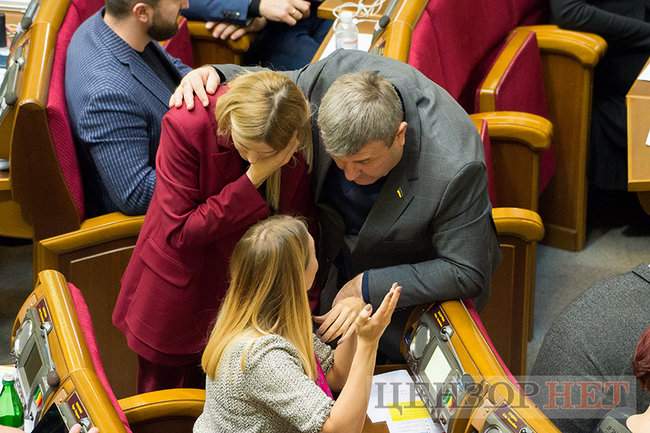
314;296;365;343
246;135;300;187
319;283;401;433
355;283;401;345
168;65;221;110
205;17;267;41
259;0;310;25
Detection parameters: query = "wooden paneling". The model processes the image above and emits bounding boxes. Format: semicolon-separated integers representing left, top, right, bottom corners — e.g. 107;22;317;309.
187;21;251;67
519;25;606;251
485;208;544;376
626;57;650;195
36;214;144;398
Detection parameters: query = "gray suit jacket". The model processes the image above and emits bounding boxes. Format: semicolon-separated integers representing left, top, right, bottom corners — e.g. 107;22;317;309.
217;51;500;358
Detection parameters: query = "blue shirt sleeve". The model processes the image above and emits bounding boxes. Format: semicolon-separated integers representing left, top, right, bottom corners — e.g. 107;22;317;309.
181;0;249;24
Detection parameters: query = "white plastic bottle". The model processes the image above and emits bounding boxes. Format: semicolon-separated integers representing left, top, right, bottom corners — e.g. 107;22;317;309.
335;10;358;50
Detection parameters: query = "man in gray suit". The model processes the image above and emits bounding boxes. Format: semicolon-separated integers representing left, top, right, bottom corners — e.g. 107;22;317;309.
172;50;501;360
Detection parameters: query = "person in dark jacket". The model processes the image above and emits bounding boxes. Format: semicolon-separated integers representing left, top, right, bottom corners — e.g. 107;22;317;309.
550;0;650;192
182;0;331;70
531;264;650;433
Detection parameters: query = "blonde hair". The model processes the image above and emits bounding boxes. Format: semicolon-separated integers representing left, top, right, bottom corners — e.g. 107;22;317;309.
201;215;316;380
215;71;313;211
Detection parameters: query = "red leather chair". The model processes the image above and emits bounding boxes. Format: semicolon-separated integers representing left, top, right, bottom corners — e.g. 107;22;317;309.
11;0;193;240
472;118;542;374
13;270;204;432
13;0;188;388
406;0;554;212
475;30;556;209
478;25;606;251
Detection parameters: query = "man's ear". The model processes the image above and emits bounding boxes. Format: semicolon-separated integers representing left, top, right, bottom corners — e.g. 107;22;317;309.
132;2;153;24
395;121;408;148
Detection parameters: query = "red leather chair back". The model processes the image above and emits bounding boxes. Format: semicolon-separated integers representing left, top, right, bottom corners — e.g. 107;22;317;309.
45;0;103;220
408;0;515;111
68;283;134;433
464;299;518;385
475;31;555;191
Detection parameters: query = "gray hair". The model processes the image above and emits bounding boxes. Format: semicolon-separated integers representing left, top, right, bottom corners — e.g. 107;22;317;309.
317;71;403;157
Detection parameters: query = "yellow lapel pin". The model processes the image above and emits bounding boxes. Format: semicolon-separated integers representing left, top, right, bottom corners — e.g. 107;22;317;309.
396;187;403;199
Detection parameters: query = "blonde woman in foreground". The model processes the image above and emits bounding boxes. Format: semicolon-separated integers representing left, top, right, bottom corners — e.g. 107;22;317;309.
195;215;401;433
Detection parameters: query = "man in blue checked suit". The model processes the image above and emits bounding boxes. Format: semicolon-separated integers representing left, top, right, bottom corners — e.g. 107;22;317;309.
66;0;212;216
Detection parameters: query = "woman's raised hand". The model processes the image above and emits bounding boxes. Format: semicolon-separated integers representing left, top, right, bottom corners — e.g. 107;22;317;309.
246;137;299;187
355;283;401;345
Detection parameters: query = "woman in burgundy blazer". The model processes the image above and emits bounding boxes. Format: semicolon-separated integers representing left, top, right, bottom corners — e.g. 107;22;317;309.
112;71;315;392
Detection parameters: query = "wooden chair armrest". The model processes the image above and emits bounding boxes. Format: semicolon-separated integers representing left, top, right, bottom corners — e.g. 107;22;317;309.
119;388;206;424
516;25;606;67
36;213;144;257
470;111;552;153
477;29;540;113
492;207;544;242
187;20;252;53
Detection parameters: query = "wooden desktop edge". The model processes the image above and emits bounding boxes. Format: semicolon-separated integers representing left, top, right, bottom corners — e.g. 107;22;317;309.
626;55;650;214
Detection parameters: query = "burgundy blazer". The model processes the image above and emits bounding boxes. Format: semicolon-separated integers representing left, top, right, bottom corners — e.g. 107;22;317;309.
112;88;314;364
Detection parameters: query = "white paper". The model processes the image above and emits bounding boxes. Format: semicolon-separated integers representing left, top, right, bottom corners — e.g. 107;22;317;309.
366;370;446;433
368;370;417;422
638;64;650;81
386;417;444;433
645;128;650;146
0;364;16;377
319;33;373;61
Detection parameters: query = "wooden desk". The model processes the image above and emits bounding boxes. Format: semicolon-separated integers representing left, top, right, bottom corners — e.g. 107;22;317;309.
317;0;385;21
626;56;650;214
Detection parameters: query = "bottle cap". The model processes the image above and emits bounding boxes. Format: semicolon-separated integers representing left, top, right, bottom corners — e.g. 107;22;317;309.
340;10;355;22
3;373;16;382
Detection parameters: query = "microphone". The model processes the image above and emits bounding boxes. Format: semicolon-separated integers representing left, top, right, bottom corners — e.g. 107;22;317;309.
371;0;399;45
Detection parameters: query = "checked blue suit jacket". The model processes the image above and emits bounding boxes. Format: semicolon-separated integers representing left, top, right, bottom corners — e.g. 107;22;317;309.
66;10;191;216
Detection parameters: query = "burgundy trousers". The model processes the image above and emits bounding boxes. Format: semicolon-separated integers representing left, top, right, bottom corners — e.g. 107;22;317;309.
137;355;205;393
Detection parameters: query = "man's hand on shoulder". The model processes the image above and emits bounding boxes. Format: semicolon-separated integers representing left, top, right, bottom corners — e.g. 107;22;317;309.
168;65;220;110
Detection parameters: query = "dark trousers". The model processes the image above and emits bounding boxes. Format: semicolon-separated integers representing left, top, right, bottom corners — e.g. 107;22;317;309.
137;355;205;393
244;4;332;70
